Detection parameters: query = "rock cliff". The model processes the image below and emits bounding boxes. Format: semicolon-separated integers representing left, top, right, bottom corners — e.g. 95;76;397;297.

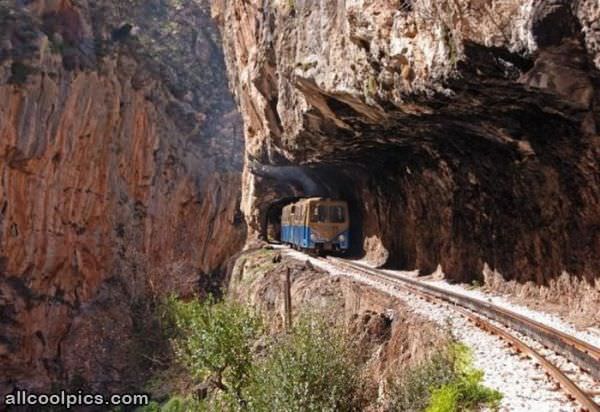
0;0;244;395
218;0;600;284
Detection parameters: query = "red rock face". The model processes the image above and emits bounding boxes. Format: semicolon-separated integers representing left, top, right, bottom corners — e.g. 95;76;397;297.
0;0;244;395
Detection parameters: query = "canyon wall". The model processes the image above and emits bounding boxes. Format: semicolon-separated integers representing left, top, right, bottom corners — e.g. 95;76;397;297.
0;0;244;395
218;0;600;284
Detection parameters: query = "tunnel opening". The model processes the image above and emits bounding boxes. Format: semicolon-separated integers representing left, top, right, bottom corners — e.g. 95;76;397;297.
258;147;451;269
258;158;421;263
265;197;302;243
301;148;441;268
259;164;365;258
257;111;596;283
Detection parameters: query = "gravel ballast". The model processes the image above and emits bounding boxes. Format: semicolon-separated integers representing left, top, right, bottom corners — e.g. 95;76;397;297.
281;247;583;411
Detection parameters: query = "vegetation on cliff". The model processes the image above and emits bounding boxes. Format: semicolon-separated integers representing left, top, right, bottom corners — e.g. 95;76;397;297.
168;296;263;407
387;341;502;411
244;315;370;411
143;295;501;411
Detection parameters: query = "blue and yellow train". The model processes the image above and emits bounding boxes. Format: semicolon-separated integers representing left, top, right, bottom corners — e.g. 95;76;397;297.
281;198;349;253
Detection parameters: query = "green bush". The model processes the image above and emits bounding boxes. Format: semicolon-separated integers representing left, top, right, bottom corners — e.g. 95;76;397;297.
426;344;502;412
245;315;370;412
387;343;457;411
154;300;372;411
166;296;263;408
388;342;502;412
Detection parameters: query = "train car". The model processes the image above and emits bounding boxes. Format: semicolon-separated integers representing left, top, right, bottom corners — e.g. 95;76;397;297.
281;198;349;253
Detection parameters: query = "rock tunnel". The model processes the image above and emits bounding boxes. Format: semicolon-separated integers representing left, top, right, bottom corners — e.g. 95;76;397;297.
229;0;600;286
264;197;300;242
252;59;599;283
259;100;598;284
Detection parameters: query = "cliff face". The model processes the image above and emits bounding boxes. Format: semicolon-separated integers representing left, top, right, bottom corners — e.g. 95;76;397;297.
0;0;244;394
218;0;600;284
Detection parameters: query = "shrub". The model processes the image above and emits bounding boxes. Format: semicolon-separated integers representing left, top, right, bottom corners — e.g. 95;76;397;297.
166;296;263;408
245;315;371;412
426;344;502;412
387;343;457;411
160;299;383;411
388;342;502;412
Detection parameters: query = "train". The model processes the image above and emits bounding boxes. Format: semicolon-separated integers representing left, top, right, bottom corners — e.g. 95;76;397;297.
281;198;349;253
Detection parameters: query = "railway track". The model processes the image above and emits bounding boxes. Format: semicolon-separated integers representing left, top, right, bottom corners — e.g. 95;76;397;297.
323;256;600;412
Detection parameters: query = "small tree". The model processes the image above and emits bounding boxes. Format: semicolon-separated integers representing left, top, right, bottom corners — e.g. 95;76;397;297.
167;296;262;407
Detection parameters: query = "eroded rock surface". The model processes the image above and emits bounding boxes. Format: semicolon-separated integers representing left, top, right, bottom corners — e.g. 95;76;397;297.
0;0;244;395
218;0;600;284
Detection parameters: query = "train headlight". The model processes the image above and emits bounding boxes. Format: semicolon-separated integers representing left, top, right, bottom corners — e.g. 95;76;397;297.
310;233;317;241
338;234;346;242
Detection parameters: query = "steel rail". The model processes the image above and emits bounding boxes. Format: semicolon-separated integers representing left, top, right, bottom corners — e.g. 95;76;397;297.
329;257;600;378
326;256;600;412
453;305;600;412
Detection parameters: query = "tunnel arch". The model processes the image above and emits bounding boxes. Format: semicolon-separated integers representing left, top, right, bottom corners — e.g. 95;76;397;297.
264;197;302;242
254;147;450;269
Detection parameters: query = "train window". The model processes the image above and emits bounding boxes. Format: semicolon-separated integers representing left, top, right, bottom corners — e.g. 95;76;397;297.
291;205;296;214
310;205;328;222
330;206;345;223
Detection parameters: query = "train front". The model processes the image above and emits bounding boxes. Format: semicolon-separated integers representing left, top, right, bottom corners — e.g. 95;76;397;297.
307;199;349;252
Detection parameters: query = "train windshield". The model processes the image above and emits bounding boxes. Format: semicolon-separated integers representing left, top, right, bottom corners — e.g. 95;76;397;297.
310;204;345;223
330;206;345;223
311;205;328;222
